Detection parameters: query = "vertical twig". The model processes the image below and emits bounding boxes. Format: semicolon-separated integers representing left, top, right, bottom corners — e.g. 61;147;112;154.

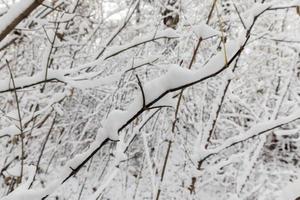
6;60;24;184
41;14;60;92
136;74;146;108
155;1;218;198
29;114;56;188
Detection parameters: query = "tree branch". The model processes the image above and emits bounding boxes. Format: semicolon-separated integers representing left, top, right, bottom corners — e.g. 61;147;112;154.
0;0;45;42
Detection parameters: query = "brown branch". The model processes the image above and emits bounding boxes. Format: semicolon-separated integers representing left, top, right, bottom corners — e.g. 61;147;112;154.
94;0;139;60
156;1;218;198
0;0;45;42
29;114;56;189
267;5;299;10
124;58;159;73
5;60;25;184
103;35;178;61
136;74;146;108
233;2;246;29
197;116;300;169
205;54;241;147
61;138;111;184
0;78;64;94
38;3;286;199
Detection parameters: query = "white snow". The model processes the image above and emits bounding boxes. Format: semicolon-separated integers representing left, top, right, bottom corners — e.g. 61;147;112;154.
52;103;64;116
1;1;299;199
102;29;179;60
0;70;66;93
193;22;220;38
67;72;123;89
103;110;127;141
279;178;300;200
0;34;18;49
0;0;36;40
195;108;300;160
0;125;20;138
243;3;273;29
1;166;43;200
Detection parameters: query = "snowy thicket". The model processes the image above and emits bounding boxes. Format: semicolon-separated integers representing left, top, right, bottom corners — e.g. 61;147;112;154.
0;0;300;200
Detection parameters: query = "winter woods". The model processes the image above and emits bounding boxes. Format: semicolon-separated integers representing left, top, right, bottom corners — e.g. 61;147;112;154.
0;0;300;200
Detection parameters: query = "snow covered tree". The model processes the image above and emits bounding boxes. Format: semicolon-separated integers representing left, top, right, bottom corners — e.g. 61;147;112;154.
0;0;300;200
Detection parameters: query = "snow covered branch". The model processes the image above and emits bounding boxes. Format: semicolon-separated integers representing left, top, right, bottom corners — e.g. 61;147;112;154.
1;0;300;199
0;0;45;42
196;110;300;165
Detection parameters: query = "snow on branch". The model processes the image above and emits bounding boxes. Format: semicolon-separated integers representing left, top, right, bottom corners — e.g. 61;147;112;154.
0;26;246;200
1;1;299;199
101;28;179;60
195;109;300;165
0;70;65;93
0;55;161;93
0;0;45;41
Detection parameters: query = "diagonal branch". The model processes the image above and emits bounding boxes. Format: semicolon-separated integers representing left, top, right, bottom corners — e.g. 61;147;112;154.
0;0;45;42
233;2;246;30
197;111;300;169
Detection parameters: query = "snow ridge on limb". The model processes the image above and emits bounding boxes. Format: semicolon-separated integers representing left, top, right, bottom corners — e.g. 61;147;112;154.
0;70;66;93
0;0;45;42
0;2;280;199
194;108;300;163
0;132;112;200
0;56;160;93
191;1;277;169
0;28;245;200
101;28;179;60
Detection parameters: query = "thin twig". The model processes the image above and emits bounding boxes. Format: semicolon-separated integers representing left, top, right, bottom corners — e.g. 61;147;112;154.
233;2;246;29
155;0;218;198
29;114;56;188
136;74;146;108
94;0;140;60
5;60;24;184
